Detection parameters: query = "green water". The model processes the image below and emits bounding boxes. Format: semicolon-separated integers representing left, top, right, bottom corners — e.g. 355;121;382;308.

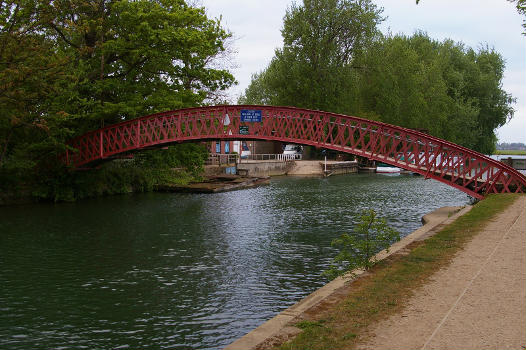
0;174;470;349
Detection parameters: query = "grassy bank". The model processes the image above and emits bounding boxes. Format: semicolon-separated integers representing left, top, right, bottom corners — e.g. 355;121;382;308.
279;194;522;350
0;161;200;204
0;144;207;205
494;150;526;155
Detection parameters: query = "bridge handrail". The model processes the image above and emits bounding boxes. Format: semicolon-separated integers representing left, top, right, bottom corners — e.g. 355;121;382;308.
66;105;526;198
239;153;301;162
68;105;518;174
205;154;239;165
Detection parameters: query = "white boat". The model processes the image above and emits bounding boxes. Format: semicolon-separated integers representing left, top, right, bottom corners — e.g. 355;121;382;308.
376;162;401;174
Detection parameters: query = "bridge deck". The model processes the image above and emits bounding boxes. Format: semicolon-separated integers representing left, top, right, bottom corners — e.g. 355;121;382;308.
66;105;526;199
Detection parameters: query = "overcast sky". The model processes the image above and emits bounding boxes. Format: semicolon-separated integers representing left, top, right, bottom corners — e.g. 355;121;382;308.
199;0;525;144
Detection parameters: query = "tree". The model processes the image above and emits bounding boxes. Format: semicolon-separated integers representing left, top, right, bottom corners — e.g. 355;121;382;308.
0;1;70;173
323;209;400;280
240;0;383;113
0;0;235;195
356;33;514;154
40;0;235;129
242;2;514;154
242;0;515;154
0;0;236;201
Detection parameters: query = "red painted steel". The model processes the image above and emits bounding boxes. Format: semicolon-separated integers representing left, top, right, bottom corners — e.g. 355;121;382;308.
67;105;526;199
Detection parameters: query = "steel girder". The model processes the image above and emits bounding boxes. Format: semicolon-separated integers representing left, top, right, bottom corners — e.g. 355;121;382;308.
66;105;526;199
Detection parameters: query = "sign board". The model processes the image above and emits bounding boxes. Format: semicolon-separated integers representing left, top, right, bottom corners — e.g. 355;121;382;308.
239;125;249;135
240;109;262;122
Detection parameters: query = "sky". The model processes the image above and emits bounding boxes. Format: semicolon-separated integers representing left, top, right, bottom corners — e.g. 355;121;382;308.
199;0;525;144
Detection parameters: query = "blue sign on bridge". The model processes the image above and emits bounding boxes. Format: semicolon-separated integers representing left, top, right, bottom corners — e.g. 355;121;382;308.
240;109;262;122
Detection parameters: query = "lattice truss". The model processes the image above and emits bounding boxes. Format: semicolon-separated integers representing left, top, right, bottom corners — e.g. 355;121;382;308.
67;105;526;198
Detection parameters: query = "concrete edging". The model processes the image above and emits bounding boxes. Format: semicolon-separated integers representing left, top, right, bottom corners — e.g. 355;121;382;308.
224;205;473;350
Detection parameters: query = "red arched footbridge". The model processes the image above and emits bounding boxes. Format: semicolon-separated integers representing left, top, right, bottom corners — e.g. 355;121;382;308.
66;105;526;199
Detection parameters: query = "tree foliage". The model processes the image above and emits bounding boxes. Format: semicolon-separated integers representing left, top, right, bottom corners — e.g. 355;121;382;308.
323;209;400;280
0;0;234;199
357;33;514;154
240;0;384;113
241;0;514;154
39;0;235;128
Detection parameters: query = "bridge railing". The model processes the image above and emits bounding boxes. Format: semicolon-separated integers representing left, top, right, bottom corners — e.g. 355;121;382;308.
205;154;238;165
66;105;526;198
204;153;301;165
239;153;301;162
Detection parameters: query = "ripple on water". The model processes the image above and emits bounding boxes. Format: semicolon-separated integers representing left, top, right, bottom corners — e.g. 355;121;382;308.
0;174;470;349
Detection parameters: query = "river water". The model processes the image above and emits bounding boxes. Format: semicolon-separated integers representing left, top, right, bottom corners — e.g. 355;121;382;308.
0;174;470;349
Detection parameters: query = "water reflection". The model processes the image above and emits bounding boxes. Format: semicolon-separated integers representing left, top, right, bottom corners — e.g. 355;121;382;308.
0;174;470;349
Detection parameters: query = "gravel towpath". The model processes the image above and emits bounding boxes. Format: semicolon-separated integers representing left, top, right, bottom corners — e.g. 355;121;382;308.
356;196;526;350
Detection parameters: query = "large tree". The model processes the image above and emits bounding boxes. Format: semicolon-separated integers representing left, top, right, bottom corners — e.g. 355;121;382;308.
357;33;514;154
41;0;235;129
0;1;68;172
0;0;234;179
241;2;514;154
241;0;384;113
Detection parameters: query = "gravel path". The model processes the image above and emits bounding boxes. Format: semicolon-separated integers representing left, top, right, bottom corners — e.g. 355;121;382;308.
356;196;526;350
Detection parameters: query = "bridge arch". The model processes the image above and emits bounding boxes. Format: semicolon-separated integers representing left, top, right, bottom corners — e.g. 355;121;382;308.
66;105;526;199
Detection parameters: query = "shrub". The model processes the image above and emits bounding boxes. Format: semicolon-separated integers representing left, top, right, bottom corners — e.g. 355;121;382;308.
324;209;400;280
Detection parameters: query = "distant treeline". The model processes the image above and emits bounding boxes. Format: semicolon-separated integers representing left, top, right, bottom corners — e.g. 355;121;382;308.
497;143;526;150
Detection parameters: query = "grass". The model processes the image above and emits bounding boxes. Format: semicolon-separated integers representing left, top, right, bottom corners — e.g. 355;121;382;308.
494;150;526;155
278;194;522;350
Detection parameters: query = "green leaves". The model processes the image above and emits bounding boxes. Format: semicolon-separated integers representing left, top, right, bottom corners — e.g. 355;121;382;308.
241;0;383;113
324;209;400;280
243;10;514;154
0;0;235;199
362;34;515;154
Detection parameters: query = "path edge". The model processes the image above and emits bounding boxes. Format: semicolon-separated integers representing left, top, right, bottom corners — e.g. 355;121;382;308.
224;205;473;350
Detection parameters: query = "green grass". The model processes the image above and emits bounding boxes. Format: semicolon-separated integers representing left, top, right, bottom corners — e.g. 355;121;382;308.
494;150;526;155
278;194;522;350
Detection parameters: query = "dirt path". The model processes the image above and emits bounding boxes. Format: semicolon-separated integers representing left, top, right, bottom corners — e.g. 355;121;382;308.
356;196;526;350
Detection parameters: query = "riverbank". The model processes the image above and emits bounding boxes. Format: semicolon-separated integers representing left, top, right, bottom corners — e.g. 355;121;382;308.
236;160;377;177
0;174;471;350
494;150;526;156
0;162;203;206
156;175;270;193
356;197;525;349
225;194;524;350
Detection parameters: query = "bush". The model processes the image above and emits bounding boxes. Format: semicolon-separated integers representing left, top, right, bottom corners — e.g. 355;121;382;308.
324;209;400;280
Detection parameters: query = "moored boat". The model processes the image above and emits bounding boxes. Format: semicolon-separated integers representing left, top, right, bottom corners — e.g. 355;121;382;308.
376;162;401;174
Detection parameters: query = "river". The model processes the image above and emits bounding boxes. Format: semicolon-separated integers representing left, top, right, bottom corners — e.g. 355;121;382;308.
0;174;470;349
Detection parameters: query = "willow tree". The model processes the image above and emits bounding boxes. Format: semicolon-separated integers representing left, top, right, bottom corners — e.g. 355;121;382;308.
241;0;384;113
357;33;514;154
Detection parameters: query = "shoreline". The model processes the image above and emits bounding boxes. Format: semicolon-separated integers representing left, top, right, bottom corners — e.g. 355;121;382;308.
224;205;471;350
0;175;269;206
155;175;270;193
